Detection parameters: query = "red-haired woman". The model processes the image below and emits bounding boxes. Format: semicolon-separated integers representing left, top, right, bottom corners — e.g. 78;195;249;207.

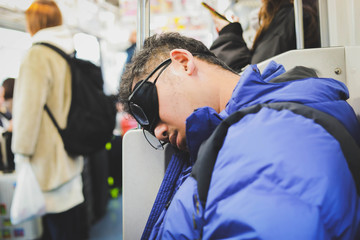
12;1;87;239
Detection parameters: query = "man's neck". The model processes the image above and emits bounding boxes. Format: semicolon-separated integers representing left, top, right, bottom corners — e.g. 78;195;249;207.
218;72;240;112
195;60;240;113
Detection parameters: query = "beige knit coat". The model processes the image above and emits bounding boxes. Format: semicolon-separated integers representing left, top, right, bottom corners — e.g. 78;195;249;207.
12;43;83;191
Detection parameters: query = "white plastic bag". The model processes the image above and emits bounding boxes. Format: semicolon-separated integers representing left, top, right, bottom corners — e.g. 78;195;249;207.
10;157;46;225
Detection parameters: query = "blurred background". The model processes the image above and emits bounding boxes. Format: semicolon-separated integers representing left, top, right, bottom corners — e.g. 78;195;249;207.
0;0;261;92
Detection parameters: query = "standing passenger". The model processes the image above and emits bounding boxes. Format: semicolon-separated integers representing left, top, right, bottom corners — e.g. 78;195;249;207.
210;0;320;72
0;77;15;171
11;1;87;239
1;77;15;115
0;77;14;131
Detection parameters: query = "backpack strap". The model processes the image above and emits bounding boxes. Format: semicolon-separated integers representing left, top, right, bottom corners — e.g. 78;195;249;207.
34;42;73;61
44;104;63;133
34;42;70;135
191;102;360;208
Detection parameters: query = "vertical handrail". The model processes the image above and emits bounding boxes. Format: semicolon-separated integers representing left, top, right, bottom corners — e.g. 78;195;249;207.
136;0;150;131
294;0;304;49
318;0;330;47
137;0;150;51
348;0;357;45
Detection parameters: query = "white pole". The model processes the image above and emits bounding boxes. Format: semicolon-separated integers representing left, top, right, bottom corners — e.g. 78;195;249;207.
318;0;330;47
294;0;304;49
137;0;150;51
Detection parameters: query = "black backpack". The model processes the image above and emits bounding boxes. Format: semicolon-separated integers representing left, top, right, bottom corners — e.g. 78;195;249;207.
191;102;360;208
36;42;116;156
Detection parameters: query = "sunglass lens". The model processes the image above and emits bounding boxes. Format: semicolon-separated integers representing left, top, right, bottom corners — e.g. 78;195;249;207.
129;102;149;126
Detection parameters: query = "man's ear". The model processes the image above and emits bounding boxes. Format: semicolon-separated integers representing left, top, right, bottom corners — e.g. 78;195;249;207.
169;49;195;75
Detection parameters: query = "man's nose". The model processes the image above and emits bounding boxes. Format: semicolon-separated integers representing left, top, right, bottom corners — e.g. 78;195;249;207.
154;122;168;142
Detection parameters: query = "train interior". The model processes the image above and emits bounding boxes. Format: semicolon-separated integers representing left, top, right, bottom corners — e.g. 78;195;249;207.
0;0;359;239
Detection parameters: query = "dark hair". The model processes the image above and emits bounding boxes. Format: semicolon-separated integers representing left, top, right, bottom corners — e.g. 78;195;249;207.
119;32;235;112
2;78;15;100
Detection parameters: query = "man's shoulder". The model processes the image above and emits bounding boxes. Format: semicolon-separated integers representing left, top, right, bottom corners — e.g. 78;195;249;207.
218;102;348;165
210;102;354;191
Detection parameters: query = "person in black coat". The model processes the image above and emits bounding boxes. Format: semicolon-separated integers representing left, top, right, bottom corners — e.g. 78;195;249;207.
0;77;15;171
210;0;320;72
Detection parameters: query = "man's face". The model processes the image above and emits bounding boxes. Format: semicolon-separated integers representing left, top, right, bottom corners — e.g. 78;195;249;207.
129;58;195;151
153;66;193;151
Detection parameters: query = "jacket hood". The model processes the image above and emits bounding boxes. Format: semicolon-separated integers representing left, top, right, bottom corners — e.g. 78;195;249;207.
185;61;350;161
224;61;349;116
32;25;74;54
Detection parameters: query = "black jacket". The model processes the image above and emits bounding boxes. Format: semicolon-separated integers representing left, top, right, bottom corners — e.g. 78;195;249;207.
210;4;320;72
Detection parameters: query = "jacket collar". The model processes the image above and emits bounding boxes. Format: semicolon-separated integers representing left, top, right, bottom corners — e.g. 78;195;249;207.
184;61;349;162
185;107;222;162
224;61;349;116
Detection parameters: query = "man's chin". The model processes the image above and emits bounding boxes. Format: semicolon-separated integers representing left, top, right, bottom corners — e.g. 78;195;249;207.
177;141;188;152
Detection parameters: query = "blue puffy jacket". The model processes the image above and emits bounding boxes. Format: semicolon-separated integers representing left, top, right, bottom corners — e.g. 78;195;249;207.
150;61;360;239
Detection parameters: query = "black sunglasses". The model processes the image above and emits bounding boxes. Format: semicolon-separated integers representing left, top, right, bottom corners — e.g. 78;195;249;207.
127;58;171;149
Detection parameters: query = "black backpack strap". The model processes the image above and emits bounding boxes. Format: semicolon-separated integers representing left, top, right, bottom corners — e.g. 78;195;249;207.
44;104;63;134
34;42;69;135
191;102;360;208
34;42;72;61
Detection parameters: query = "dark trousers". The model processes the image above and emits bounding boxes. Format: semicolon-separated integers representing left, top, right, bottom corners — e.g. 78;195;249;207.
41;203;88;240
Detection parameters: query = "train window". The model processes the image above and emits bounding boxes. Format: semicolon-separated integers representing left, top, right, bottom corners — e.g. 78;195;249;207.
73;32;100;65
